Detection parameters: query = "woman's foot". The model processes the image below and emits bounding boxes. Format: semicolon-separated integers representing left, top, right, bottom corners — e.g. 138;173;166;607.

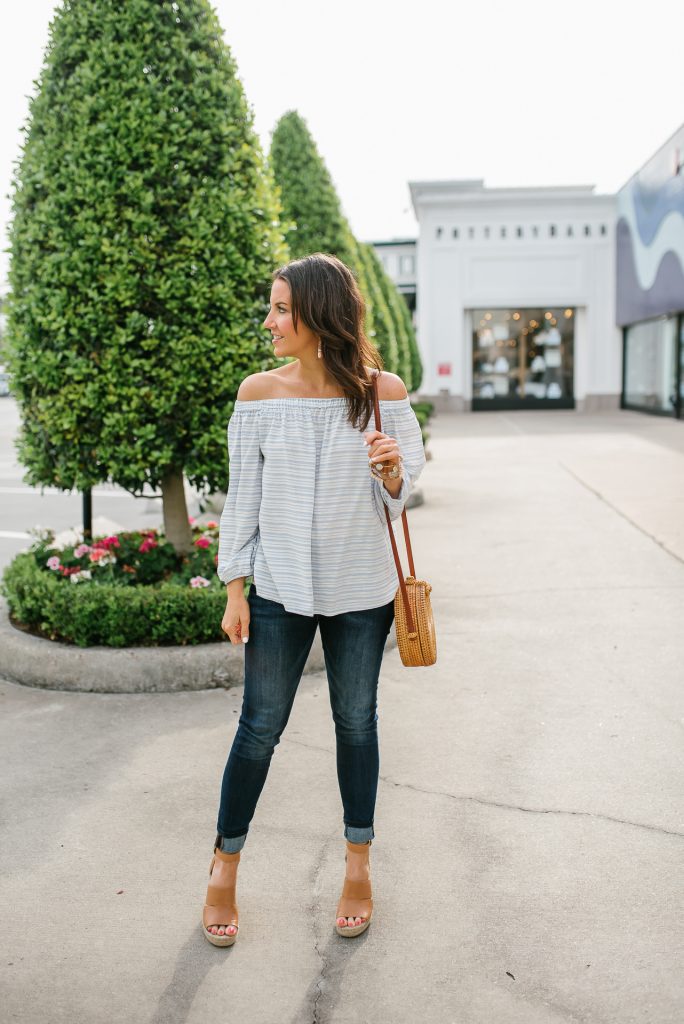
206;855;238;937
336;840;373;934
203;847;240;945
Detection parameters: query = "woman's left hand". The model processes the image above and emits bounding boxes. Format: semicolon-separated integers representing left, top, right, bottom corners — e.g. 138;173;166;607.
363;430;403;482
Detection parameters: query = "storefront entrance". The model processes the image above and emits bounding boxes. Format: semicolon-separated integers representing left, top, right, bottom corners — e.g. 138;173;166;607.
622;314;684;418
471;307;575;410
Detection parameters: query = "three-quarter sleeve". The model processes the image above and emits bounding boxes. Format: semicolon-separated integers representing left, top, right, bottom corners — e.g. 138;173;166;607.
371;400;427;523
216;406;263;585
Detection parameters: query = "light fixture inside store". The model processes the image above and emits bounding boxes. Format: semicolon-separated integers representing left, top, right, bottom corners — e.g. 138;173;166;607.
545;312;552;320
485;313;492;320
564;309;573;318
513;312;520;320
551;318;557;325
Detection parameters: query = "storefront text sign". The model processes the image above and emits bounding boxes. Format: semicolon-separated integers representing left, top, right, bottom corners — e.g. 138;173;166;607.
438;363;452;376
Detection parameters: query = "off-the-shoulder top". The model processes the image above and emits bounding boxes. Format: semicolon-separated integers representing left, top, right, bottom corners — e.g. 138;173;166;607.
216;396;426;617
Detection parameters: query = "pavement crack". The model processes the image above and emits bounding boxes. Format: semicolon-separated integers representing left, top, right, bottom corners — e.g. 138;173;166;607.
283;735;334;756
308;828;338;1024
284;740;682;839
558;461;684;567
379;774;684;839
283;739;682;838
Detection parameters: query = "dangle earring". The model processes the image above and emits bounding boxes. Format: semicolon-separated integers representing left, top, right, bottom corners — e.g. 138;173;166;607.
317;339;322;359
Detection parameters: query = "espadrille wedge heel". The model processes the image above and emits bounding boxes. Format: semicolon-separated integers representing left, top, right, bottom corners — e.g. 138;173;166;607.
203;846;240;947
335;839;373;937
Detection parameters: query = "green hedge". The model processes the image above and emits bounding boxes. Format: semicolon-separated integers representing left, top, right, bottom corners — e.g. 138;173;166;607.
411;400;434;449
2;551;232;647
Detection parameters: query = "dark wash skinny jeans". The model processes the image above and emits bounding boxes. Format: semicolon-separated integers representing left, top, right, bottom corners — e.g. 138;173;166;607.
216;583;395;853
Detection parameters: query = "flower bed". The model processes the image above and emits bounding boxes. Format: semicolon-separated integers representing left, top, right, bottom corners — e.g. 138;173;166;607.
1;520;232;648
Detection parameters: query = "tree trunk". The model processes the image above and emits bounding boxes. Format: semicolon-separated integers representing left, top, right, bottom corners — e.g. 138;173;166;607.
161;468;193;554
82;488;92;540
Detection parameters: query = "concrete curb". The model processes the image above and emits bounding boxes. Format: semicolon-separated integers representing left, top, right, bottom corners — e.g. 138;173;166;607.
0;598;397;694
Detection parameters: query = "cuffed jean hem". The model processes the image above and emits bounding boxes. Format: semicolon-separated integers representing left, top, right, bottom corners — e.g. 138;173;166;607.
344;824;375;844
217;832;247;854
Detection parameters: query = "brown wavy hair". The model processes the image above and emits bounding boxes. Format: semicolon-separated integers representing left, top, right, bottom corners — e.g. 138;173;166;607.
272;252;384;431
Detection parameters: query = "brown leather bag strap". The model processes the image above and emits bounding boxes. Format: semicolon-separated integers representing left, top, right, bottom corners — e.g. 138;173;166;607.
371;372;417;635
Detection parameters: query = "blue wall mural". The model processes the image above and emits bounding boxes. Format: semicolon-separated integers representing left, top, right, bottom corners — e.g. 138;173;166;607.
616;123;684;326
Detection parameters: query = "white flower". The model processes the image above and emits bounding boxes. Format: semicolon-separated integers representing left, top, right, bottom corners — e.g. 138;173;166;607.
70;570;92;584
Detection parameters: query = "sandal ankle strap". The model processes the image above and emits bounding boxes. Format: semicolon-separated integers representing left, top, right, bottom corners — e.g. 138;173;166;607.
346;839;372;853
213;846;241;863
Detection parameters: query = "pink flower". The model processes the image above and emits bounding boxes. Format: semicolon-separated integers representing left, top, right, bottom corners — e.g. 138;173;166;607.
190;576;210;588
74;544;91;558
101;536;120;549
205;520;218;529
194;536;211;549
89;548;109;562
188;516;196;524
46;555;61;571
139;538;158;553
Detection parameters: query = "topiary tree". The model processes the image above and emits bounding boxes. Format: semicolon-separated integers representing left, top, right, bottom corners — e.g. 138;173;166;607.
357;242;397;370
269;111;379;355
398;289;423;391
385;281;413;391
269;111;357;265
6;0;287;554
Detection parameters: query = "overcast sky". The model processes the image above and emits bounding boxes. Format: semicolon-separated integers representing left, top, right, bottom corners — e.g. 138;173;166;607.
2;0;683;288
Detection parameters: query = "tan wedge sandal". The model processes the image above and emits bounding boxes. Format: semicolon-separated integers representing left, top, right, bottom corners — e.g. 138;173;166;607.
335;839;373;937
203;846;240;947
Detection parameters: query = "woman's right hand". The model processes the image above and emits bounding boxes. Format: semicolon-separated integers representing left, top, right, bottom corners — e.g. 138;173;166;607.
222;589;250;645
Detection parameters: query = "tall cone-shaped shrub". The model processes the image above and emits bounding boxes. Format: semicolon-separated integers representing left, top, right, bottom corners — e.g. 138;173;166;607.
357;243;398;370
398;291;423;391
269;111;378;353
363;243;423;392
6;0;286;554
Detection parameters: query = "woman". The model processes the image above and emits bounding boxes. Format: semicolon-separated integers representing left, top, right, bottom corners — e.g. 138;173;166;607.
203;252;426;947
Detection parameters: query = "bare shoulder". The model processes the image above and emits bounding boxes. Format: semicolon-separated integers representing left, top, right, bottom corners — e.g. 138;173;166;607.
237;368;288;401
374;370;408;401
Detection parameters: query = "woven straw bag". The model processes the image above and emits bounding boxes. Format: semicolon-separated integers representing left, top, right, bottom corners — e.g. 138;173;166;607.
371;375;437;667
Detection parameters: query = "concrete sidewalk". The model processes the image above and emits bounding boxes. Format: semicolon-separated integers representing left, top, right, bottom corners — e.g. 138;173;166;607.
1;409;682;1024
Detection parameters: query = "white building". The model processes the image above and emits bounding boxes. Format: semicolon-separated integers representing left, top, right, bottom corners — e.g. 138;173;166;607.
374;180;619;412
372;239;417;314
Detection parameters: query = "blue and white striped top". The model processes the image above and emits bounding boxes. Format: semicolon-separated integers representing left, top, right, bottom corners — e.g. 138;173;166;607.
216;396;426;617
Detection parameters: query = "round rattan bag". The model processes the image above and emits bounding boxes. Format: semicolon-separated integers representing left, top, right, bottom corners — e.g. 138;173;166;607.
394;576;437;667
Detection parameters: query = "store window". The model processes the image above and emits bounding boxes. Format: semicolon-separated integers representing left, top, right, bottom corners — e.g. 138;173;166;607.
399;254;415;276
624;316;679;414
472;308;575;408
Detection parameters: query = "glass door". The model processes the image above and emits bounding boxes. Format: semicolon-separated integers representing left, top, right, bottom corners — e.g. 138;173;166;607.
472;307;575;410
